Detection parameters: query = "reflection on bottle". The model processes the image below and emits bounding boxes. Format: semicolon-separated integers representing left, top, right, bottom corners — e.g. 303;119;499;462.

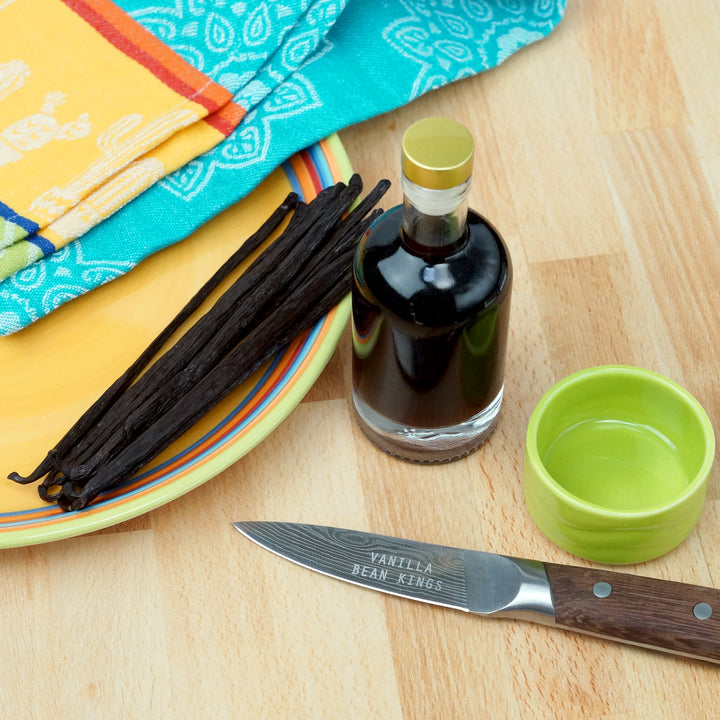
352;307;383;360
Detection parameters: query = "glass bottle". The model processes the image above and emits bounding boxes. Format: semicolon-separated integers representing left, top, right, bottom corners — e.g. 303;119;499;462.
351;117;512;463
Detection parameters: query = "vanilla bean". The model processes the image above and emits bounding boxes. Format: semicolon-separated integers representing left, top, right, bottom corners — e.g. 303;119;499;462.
12;176;390;511
71;204;380;485
9;193;298;485
61;180;371;481
60;251;357;510
328;179;390;257
58;178;366;479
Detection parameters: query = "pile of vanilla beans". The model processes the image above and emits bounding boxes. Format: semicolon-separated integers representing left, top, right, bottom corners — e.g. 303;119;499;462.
10;174;389;511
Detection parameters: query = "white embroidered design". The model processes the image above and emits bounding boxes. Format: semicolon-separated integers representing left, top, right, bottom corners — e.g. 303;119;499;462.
47;157;166;243
381;0;560;99
0;218;23;249
0;240;134;334
496;26;545;62
28;109;198;224
0;59;30;103
130;0;311;79
156;0;343;202
160;72;322;201
0;92;91;168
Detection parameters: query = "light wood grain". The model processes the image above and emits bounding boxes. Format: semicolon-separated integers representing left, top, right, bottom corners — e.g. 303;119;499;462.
3;1;720;717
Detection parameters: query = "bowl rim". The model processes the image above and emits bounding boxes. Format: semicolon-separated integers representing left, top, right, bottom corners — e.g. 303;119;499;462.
525;364;716;518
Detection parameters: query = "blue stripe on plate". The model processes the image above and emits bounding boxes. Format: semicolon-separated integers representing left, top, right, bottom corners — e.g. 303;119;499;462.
282;160;304;201
307;144;333;187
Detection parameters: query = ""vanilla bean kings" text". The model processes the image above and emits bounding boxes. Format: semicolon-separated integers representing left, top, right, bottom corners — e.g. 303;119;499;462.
351;551;443;591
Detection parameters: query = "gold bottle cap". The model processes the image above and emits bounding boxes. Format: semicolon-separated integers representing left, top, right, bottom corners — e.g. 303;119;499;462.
401;117;474;190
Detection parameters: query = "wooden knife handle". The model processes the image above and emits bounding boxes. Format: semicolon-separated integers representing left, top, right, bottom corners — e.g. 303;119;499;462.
544;563;720;663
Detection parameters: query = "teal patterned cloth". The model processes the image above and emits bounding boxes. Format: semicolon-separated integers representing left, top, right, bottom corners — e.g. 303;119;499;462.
0;0;566;335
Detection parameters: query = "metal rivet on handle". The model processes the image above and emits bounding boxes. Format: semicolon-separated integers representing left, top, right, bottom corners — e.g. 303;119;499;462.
694;602;713;620
593;581;612;598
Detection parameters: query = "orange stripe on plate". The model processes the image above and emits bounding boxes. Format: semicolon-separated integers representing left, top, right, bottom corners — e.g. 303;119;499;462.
299;149;323;194
0;507;65;528
319;138;343;182
288;154;317;201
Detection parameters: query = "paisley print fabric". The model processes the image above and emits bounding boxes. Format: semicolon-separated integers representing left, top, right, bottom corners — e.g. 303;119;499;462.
0;0;322;281
0;0;241;280
0;0;566;335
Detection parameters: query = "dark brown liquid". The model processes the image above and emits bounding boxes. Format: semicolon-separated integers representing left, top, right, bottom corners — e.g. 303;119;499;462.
352;206;511;429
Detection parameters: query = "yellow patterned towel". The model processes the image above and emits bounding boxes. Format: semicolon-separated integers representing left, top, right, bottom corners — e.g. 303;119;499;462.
0;0;243;276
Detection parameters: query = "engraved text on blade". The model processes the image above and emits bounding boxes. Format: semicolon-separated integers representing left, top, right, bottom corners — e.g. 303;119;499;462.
351;551;443;591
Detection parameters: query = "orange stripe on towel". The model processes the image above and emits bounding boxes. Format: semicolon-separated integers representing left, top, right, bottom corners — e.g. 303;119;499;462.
62;0;233;113
204;102;247;137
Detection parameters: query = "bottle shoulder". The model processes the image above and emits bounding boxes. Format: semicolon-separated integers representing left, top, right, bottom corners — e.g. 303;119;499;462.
353;206;511;326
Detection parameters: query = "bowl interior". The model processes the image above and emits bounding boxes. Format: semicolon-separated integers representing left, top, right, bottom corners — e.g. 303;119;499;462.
532;368;712;513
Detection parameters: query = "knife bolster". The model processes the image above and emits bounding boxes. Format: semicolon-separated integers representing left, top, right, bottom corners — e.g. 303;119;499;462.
465;553;556;623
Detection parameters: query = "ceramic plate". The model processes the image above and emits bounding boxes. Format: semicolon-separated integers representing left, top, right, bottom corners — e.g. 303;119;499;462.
0;135;352;548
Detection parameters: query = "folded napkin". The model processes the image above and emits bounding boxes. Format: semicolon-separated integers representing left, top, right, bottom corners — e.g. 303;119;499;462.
0;0;329;281
0;0;566;335
0;0;240;272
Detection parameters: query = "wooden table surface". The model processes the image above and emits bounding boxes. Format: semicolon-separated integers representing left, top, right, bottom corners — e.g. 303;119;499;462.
3;1;720;717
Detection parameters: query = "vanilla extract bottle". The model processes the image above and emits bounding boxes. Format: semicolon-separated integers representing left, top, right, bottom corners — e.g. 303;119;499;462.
351;117;512;463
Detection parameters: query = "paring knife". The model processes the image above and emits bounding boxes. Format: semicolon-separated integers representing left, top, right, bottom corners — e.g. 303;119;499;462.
232;521;720;664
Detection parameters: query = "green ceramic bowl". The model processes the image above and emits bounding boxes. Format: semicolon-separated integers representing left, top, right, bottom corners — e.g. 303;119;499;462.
523;365;715;564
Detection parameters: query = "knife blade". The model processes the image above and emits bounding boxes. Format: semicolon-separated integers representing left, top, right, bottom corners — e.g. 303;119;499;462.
232;521;720;664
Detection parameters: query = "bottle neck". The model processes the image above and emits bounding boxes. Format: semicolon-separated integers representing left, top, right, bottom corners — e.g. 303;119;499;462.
401;173;471;251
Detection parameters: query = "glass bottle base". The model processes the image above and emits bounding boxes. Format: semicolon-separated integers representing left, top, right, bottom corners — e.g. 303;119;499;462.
352;387;503;464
